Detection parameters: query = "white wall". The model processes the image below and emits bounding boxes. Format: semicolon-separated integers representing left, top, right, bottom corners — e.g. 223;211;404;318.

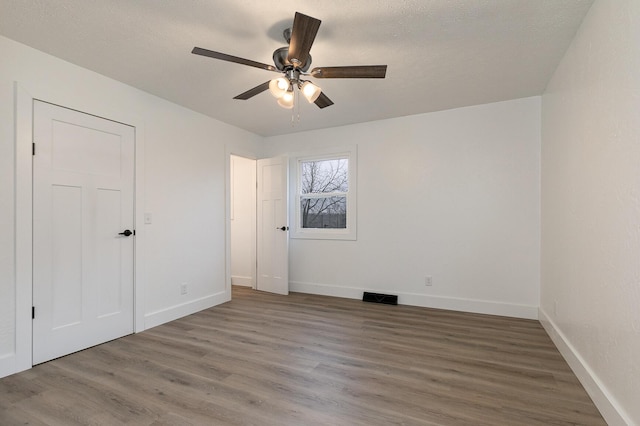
0;35;261;378
230;155;257;287
264;97;541;319
540;0;640;424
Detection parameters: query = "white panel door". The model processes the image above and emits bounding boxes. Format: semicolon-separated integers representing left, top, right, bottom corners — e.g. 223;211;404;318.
256;157;289;295
33;100;135;364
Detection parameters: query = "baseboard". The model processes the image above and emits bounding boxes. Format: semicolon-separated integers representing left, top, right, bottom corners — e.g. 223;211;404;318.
231;275;254;287
144;291;230;330
539;308;631;426
289;281;538;320
0;352;31;380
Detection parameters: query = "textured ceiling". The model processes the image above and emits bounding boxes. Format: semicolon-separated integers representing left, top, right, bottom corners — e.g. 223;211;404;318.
0;0;593;136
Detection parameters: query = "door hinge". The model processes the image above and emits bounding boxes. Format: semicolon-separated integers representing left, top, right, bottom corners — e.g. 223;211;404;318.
32;306;35;319
32;142;35;156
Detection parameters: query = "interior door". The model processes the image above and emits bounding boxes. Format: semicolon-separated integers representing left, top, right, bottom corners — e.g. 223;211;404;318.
256;157;289;295
32;100;135;364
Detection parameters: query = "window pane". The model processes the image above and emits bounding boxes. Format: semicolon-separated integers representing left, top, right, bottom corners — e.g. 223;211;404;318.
300;196;346;229
301;158;348;194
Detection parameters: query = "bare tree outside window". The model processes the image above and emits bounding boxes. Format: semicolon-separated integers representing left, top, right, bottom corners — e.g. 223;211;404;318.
300;158;348;229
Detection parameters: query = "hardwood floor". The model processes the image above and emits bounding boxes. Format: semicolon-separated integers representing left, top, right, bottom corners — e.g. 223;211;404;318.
0;287;605;425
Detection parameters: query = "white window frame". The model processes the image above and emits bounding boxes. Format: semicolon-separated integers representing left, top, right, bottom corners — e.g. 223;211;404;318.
290;145;357;240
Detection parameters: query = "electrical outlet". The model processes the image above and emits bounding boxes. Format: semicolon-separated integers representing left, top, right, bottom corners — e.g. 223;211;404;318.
425;276;433;286
144;213;152;224
180;283;188;295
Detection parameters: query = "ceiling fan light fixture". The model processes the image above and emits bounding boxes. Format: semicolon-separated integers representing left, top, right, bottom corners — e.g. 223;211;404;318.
269;78;289;98
277;89;295;109
301;81;322;103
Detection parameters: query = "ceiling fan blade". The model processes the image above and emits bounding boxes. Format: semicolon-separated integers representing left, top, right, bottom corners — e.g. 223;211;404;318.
233;81;271;100
287;12;321;69
192;47;278;72
314;92;334;109
310;65;387;79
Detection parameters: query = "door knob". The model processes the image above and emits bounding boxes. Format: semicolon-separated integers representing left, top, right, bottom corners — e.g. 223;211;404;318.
118;229;133;237
276;226;289;231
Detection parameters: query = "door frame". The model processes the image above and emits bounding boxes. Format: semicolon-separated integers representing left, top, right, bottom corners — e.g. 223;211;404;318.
228;154;257;290
11;82;146;375
224;147;259;301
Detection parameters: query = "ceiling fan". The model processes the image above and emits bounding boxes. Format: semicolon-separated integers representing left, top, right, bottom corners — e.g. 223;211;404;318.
192;12;387;109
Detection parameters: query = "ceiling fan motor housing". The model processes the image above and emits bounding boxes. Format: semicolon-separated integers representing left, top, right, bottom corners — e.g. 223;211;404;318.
273;46;311;72
283;28;292;43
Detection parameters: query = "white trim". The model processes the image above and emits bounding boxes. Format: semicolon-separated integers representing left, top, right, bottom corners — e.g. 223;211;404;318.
144;291;229;329
133;124;146;332
224;146;232;302
538;308;631;426
225;148;259;301
290;280;539;320
1;83;35;379
4;82;147;379
231;276;255;287
289;145;357;241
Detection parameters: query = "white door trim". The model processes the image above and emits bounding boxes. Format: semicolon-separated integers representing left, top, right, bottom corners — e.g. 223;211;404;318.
225;147;259;301
229;154;257;290
7;82;146;378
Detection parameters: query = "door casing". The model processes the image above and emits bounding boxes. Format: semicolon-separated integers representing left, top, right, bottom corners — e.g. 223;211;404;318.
8;83;146;378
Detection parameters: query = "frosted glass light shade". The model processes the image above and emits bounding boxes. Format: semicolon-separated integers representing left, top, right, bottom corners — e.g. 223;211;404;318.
277;90;294;109
301;81;321;103
269;78;289;98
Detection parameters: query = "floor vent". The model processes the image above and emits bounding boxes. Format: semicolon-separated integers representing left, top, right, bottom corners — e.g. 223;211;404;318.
362;292;398;305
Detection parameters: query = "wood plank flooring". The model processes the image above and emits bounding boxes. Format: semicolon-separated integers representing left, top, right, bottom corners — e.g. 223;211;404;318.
0;286;605;425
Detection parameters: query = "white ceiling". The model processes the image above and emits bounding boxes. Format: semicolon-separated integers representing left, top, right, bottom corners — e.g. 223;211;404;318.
0;1;593;136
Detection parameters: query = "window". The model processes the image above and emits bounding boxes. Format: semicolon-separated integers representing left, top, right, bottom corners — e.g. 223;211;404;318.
290;146;357;240
300;158;348;229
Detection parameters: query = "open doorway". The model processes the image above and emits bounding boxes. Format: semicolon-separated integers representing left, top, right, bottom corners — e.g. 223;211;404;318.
230;155;257;289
